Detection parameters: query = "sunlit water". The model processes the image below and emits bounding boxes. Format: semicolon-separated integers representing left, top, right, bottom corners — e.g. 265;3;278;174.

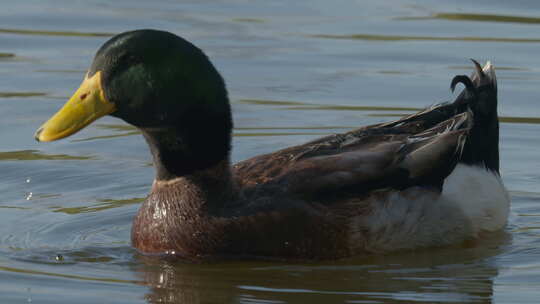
1;0;540;303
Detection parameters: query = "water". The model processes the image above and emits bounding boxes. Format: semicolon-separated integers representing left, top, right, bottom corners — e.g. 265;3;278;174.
1;0;540;303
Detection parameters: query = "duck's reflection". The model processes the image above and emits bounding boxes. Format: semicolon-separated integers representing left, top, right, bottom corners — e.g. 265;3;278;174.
134;231;510;304
135;256;239;303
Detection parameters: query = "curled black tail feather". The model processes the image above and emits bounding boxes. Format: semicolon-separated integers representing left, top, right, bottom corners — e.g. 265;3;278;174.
450;75;477;100
470;59;486;81
456;61;500;174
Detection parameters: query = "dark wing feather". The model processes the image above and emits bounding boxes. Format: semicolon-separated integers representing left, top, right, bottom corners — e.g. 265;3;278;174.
233;110;471;196
233;60;497;197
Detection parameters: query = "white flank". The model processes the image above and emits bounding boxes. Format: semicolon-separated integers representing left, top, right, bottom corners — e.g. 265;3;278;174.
350;164;510;253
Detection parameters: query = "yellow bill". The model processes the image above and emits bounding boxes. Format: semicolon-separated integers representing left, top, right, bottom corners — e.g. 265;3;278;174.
35;71;116;142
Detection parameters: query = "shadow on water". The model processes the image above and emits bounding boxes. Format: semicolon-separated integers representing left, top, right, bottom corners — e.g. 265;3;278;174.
132;231;510;303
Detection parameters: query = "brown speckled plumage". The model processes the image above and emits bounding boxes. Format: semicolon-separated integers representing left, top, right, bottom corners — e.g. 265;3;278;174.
132;160;352;260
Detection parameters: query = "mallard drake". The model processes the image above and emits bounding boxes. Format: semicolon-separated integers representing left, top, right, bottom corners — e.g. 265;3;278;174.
35;29;509;260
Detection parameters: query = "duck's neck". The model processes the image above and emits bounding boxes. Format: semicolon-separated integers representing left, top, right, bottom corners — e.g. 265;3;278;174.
140;119;234;211
140;107;232;178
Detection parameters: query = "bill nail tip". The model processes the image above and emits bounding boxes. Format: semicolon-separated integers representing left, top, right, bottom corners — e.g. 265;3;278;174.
34;128;43;142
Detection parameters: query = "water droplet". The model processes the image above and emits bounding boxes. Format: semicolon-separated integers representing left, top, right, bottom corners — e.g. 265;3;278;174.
25;178;31;183
25;192;33;200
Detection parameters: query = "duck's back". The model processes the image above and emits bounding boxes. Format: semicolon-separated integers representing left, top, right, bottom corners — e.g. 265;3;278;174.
228;61;508;258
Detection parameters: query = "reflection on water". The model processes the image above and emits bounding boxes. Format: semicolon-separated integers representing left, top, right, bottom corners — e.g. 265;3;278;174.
135;232;509;304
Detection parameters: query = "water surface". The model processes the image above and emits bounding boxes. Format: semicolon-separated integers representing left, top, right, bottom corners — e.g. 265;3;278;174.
1;0;540;303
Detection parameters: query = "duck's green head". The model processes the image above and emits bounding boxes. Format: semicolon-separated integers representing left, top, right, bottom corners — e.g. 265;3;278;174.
35;29;231;141
35;30;233;178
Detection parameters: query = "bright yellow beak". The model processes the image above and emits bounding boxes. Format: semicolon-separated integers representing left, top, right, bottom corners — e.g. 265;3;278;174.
35;71;116;142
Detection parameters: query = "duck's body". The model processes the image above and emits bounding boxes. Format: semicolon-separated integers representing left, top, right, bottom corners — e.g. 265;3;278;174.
36;30;508;261
133;163;507;260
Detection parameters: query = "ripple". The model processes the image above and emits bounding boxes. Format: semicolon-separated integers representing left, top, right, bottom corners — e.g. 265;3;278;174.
0;263;137;283
238;99;423;111
448;65;529;71
70;123;140;141
309;33;540;43
0;150;94;161
0;92;46;98
35;69;86;74
236;126;351;130
365;113;540;124
0;206;30;210
95;124;136;131
236;99;308;106
72;131;141;142
286;105;421;111
0;28;114;37
234;132;328;137
509;191;540;199
500;116;540;124
52;197;144;215
238;285;483;302
399;13;540;25
85;123;348;140
232;18;265;23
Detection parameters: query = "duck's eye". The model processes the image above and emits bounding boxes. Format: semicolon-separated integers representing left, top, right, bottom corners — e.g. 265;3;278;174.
80;93;88;100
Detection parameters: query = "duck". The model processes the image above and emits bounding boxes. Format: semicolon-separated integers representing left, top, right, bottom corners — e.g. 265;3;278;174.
34;29;509;261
